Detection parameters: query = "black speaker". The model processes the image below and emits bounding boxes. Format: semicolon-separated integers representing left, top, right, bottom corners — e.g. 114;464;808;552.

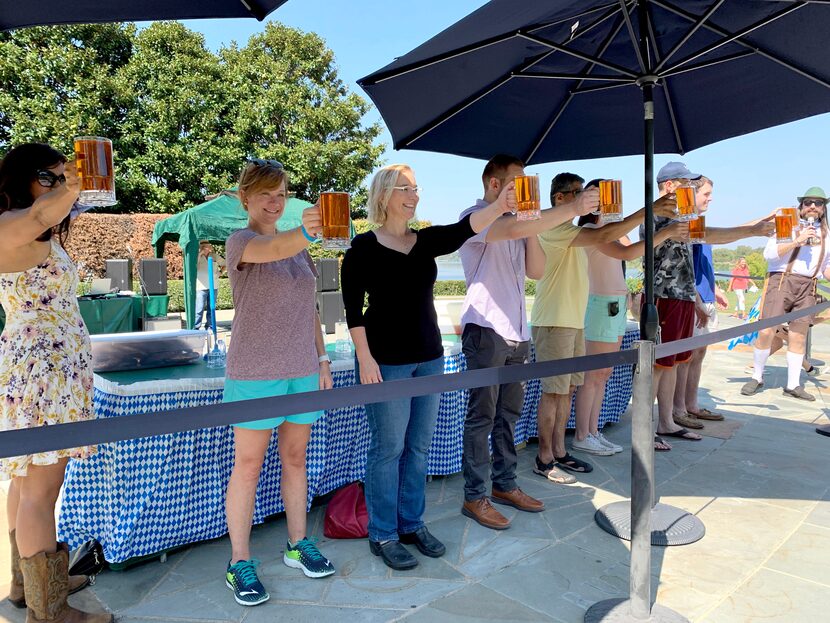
139;258;168;295
317;291;345;334
105;259;132;292
315;258;339;292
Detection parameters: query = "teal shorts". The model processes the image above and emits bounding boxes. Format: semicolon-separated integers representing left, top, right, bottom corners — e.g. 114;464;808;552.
584;294;629;343
223;372;324;430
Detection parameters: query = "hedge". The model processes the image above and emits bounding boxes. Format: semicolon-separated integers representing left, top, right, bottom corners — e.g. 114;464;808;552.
160;278;536;312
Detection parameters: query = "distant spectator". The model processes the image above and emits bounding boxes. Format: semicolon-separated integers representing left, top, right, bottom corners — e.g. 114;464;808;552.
728;257;750;319
195;241;225;330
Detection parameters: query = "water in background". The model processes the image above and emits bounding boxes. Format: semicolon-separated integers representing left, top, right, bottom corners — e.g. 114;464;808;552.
436;259;642;282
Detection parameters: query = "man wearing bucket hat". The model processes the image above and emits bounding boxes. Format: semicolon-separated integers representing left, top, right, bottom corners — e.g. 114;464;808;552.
742;187;830;401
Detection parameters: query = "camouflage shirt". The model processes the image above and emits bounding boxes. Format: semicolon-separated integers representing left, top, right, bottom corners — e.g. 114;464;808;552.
639;217;696;302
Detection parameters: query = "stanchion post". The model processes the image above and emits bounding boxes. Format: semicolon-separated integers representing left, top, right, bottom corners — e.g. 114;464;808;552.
586;340;695;623
629;340;655;618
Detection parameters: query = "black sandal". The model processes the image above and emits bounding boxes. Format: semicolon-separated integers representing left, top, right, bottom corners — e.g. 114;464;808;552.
554;453;593;473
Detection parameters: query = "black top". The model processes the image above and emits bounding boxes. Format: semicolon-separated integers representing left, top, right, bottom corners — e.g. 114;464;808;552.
341;215;475;365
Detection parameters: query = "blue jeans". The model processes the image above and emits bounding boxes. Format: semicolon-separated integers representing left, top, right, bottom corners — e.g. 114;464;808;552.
358;355;444;542
194;289;216;330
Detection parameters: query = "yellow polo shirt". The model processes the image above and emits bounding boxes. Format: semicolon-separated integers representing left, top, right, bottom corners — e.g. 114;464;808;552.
530;222;588;329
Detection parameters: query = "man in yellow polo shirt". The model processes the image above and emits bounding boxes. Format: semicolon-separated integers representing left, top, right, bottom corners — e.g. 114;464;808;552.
531;173;674;483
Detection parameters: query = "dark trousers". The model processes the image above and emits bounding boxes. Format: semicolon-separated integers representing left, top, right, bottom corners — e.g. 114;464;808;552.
461;324;529;501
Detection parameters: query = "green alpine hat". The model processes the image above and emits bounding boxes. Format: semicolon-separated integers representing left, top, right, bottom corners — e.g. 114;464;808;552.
797;186;828;203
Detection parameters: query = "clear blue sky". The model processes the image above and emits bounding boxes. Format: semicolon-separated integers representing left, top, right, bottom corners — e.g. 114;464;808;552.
181;0;830;248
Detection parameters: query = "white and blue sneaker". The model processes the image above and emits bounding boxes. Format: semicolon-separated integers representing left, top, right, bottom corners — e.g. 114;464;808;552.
226;559;269;606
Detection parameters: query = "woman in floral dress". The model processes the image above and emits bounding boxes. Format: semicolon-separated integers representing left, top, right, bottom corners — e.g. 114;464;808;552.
0;143;110;623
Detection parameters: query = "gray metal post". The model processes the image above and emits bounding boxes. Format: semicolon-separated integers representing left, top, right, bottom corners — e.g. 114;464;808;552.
586;340;688;623
630;340;655;618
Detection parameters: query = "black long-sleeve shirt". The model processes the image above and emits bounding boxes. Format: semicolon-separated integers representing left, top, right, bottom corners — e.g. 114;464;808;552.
341;215;475;365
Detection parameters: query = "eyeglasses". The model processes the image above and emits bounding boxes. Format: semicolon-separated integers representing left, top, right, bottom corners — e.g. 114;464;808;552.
802;199;826;207
247;158;284;169
561;188;583;197
392;185;421;194
36;170;67;188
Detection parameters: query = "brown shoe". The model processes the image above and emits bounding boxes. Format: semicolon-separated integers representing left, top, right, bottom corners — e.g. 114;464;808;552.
672;413;704;429
687;408;724;421
491;488;545;513
461;498;510;530
19;543;112;623
8;533;89;610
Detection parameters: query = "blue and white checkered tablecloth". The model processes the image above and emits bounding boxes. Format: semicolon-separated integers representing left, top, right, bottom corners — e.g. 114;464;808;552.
59;330;636;563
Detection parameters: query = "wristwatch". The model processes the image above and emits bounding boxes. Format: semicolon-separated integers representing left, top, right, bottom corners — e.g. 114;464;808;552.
318;354;332;364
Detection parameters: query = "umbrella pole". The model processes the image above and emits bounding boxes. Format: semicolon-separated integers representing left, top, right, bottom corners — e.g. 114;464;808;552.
586;5;699;622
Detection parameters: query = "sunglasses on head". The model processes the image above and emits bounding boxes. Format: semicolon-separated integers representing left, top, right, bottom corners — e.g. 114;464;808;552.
802;199;826;207
247;158;284;169
36;169;66;188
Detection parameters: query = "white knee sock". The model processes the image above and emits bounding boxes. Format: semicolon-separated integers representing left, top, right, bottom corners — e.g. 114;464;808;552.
752;348;771;382
786;352;804;390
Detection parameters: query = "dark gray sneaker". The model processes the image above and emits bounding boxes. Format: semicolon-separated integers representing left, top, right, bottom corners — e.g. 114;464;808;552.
741;379;764;396
783;385;815;401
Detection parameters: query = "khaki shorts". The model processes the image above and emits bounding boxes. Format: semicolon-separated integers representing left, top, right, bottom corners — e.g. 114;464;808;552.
531;326;585;395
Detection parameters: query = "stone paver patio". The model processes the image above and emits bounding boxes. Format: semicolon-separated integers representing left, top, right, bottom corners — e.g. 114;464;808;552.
1;321;828;622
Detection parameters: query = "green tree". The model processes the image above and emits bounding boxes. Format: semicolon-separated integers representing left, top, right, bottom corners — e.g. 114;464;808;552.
221;23;383;207
745;251;768;285
0;24;134;154
1;22;383;215
114;22;239;213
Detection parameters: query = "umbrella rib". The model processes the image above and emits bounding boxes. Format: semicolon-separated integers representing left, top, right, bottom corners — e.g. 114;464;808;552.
519;32;638;78
644;6;684;154
363;5;621;87
571;81;634;94
653;0;726;73
359;31;519;85
659;2;804;72
518;72;630;82
394;6;628;149
659;50;756;78
617;0;646;73
653;0;830;90
525;11;632;163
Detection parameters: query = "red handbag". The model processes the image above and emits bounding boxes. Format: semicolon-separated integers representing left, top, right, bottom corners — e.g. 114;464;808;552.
323;482;369;539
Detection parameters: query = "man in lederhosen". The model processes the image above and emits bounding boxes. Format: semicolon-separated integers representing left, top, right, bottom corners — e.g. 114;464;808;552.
742;187;830;401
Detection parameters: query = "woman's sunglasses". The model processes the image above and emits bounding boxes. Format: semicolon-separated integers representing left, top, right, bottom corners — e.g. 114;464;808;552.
36;169;67;188
247;158;284;169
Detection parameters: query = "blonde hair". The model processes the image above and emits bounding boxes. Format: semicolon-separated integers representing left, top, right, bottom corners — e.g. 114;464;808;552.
366;164;413;225
238;162;289;210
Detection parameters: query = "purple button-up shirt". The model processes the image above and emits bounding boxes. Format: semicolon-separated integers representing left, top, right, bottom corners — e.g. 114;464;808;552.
459;200;529;343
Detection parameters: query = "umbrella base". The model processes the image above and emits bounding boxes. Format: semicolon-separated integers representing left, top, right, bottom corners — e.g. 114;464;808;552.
584;598;689;622
594;501;705;546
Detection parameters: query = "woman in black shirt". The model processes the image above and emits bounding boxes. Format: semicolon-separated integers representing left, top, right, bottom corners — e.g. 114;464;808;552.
341;164;514;570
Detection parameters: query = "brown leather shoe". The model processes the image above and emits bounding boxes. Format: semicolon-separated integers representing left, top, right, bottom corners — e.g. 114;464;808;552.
491;488;545;513
461;498;510;530
672;413;704;429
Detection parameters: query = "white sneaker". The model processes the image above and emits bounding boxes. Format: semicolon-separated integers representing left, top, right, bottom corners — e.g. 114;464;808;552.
595;432;623;454
572;434;614;456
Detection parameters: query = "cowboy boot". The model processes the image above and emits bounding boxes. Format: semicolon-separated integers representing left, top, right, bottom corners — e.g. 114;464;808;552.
8;530;26;608
19;543;112;623
8;532;92;609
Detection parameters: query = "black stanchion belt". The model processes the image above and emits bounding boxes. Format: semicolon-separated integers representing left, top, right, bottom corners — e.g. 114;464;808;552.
1;299;827;459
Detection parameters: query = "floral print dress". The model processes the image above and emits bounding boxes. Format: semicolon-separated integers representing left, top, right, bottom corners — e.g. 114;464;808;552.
0;239;95;479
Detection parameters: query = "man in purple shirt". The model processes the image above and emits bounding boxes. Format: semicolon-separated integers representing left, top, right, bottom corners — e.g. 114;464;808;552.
459;155;598;530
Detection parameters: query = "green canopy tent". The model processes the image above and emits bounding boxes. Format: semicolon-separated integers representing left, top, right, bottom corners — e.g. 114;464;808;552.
152;190;311;329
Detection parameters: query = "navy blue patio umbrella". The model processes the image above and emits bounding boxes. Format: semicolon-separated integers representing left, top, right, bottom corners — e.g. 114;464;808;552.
359;0;830;341
360;3;830;621
0;0;289;31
